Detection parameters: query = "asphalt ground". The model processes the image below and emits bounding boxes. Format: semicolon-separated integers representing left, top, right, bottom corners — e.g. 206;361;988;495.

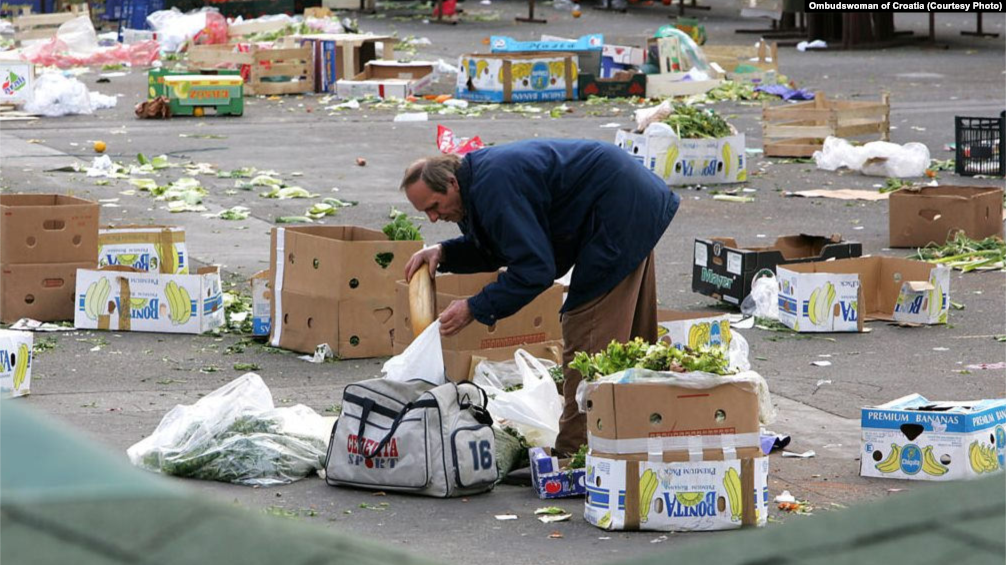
1;4;1004;564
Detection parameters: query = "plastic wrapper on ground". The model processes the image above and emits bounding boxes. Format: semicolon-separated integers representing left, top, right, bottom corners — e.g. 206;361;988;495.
127;373;329;486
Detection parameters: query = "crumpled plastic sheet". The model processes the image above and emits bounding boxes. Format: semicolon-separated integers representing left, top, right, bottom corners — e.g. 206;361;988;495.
814;136;932;178
24;73;117;117
22;38;159;68
755;84;815;101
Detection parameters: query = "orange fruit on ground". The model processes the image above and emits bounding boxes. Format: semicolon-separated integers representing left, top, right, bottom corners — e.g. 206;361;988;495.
193;107;205;117
572;8;582;16
93;141;106;153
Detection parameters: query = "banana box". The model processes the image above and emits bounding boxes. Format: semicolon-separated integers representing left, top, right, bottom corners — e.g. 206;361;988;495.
0;330;32;398
861;394;1006;481
98;226;188;274
584;454;768;532
614;125;746;186
657;310;731;350
455;53;579;103
777;257;950;333
73;267;224;334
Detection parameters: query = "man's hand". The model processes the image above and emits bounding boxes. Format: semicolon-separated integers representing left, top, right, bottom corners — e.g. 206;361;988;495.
439;299;474;336
404;245;443;283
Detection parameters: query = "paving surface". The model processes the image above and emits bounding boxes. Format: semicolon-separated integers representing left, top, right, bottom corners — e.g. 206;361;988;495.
1;4;1004;565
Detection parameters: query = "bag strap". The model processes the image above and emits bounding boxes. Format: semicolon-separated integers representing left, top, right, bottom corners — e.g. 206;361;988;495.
354;396;438;459
456;382;493;426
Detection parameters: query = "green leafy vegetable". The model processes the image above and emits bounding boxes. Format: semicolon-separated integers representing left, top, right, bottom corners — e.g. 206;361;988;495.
383;208;423;241
911;233;1005;272
570;338;733;381
661;104;733;139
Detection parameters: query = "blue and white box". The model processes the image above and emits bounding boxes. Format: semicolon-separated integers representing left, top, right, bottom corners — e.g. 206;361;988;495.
251;270;271;337
861;394;1006;481
456;53;578;103
530;447;586;499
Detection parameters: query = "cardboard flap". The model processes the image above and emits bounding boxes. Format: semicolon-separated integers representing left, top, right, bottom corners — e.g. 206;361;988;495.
905;280;935;292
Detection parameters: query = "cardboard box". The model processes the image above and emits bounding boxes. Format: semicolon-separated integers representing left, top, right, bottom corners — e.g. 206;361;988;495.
889;186;1005;248
491;34;603;76
530;447;586;499
0;329;32;398
861;394;1006;481
297;33;395;90
601;44;644;78
147;68;240;99
251;270;272;337
777;257;950;332
336;61;435;100
98;226;189;274
657;310;731;350
0;194;99;265
1;62;34;105
578;71;646;100
585;381;762;461
691;234;863;306
73;267;224;334
269;226;422;358
455;53;579;103
615;127;747;186
0;262;92;323
394;271;563;352
584;454;768;531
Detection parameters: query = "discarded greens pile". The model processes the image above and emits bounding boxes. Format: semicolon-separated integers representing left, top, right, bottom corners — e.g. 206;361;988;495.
662;104;733;139
383;209;423;241
569;338;732;382
911;233;1005;272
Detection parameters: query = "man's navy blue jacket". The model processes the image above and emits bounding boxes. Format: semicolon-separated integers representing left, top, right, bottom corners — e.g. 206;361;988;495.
438;139;680;326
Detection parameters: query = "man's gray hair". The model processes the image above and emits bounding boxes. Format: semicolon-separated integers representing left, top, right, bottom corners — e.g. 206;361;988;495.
400;154;462;193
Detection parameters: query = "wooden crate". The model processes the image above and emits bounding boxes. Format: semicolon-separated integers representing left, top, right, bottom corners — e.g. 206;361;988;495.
704;40;778;82
187;44;313;96
296;33;393;80
762;93;890;157
12;4;89;44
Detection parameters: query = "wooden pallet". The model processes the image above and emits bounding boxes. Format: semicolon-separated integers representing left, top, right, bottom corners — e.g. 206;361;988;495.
762;93;890;157
12;4;89;44
0;104;39;121
187;44;314;96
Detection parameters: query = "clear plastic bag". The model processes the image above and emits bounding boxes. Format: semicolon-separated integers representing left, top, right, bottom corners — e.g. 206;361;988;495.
473;349;562;448
25;73;115;117
813;136;931;178
728;330;751;372
741;273;779;320
127;373;329;486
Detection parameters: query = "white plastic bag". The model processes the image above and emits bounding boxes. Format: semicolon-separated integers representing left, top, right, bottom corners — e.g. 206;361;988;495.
728;330;751;372
146;8;208;53
473;349;562;448
741;273;779;320
127;373;329;486
813;136;931;178
25;73;116;117
382;320;445;385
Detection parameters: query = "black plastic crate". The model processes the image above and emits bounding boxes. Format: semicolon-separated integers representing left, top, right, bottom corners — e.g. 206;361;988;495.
955;111;1005;177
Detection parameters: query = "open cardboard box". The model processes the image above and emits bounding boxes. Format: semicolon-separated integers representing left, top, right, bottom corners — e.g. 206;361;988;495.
0;329;32;398
861;394;1006;481
889;185;1005;248
269;226;422;357
455;52;579;103
250;270;271;337
615;126;746;187
692;234;862;306
394;270;563;382
336;60;436;100
657;310;731;350
777;256;950;333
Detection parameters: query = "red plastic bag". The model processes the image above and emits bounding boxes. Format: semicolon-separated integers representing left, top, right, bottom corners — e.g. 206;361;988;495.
437;125;484;156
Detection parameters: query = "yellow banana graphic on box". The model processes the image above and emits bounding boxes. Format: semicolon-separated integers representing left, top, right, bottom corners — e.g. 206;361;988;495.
920;446;948;476
664;143;680;177
165;281;192;325
875;443;901;473
971;442;1000;473
638;469;659;523
718;320;731;346
723;467;742;521
84;278;112;321
722;142;732;178
155;242;179;274
597;511;611;529
12;342;29;390
807;282;836;327
116;253;138;265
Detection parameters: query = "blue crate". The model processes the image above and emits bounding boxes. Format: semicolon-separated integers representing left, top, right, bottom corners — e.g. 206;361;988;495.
117;0;163;40
102;0;123;20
